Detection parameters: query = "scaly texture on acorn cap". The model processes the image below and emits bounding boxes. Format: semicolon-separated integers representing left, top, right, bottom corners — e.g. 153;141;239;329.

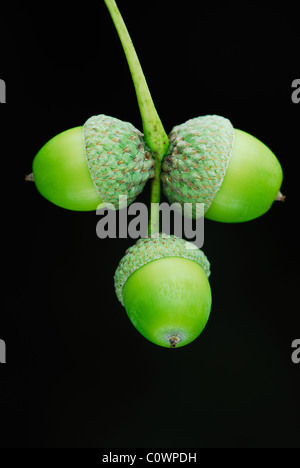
161;115;235;217
114;235;211;306
84;115;155;209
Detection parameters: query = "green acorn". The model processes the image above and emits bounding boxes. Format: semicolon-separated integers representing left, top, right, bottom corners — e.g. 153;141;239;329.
161;115;284;223
114;235;212;348
29;114;155;211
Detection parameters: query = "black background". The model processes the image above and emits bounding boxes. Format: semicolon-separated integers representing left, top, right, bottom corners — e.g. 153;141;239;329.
0;0;299;449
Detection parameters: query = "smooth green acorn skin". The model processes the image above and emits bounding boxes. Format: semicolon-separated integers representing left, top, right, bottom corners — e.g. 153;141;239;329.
122;257;212;348
32;126;103;211
205;129;283;223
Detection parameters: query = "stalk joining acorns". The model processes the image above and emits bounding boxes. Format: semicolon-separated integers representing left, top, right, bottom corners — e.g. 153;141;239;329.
105;0;212;348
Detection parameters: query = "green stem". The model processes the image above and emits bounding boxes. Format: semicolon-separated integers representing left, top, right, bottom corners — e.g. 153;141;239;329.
104;0;169;161
104;0;167;236
149;160;161;236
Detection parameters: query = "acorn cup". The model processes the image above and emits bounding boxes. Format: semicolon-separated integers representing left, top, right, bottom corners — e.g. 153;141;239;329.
30;114;155;211
114;235;212;348
161;115;284;223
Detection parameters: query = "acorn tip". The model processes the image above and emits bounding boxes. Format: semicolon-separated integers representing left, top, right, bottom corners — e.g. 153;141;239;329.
25;173;34;182
276;191;286;203
169;336;180;348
